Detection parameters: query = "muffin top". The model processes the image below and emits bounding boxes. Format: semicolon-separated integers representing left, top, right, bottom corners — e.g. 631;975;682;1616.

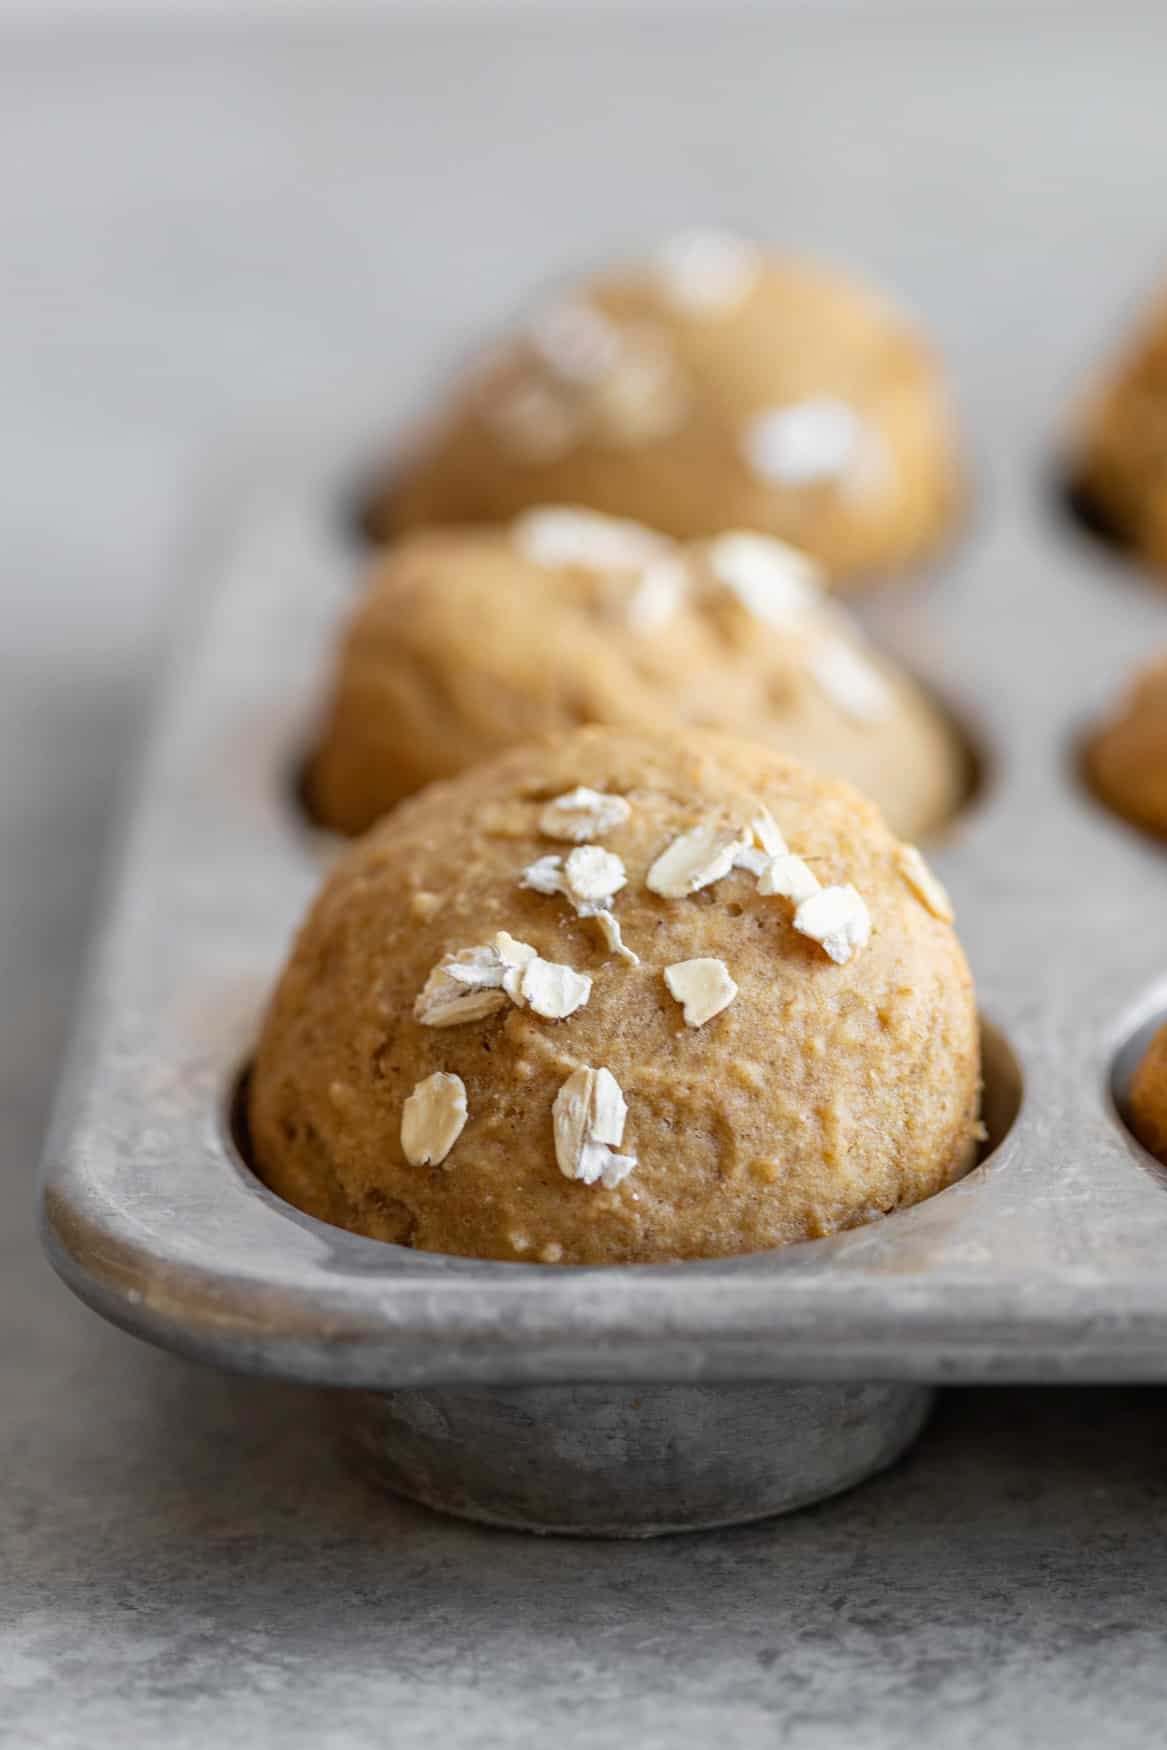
1074;288;1167;568
1085;653;1167;838
1130;1020;1167;1166
370;236;962;586
254;726;981;1266
308;512;967;841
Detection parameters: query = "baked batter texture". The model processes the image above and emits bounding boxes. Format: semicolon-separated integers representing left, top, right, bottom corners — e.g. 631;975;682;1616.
253;726;981;1265
308;515;968;840
367;236;963;587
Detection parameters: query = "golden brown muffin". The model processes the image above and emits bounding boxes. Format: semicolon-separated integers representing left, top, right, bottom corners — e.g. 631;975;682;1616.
1073;287;1167;569
1084;653;1167;838
253;726;981;1265
308;512;968;841
368;236;962;587
1130;1021;1167;1164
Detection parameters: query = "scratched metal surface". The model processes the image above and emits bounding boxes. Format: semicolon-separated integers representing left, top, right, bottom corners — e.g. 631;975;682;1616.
37;31;1167;1392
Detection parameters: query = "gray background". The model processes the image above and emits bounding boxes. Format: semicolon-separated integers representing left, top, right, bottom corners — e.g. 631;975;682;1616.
6;6;1167;1745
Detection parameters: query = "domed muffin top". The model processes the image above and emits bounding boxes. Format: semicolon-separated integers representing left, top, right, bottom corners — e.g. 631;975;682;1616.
309;511;967;840
1074;287;1167;569
253;726;980;1266
1086;654;1167;839
371;236;962;585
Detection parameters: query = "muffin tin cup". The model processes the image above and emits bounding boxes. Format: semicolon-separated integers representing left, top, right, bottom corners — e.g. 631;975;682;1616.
341;1381;934;1538
34;414;1167;1539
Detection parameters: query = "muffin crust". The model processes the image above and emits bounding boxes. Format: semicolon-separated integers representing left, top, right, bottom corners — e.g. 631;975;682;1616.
369;239;962;587
254;727;981;1266
1085;654;1167;839
308;516;968;841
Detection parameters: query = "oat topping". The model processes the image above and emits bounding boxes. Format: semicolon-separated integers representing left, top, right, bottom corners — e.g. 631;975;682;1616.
494;930;537;1002
591;320;690;442
485;378;579;462
417;932;590;1025
442;942;513;985
494;930;535;962
538;786;632;843
731;808;789;877
565;845;626;903
757;851;822;904
519;853;567;897
654;229;761;316
706;531;822;627
647;809;789;897
513;506;670;574
410;890;442;923
809;637;894;722
646;818;746;899
530;299;624;385
487;296;689;458
625;554;689;631
731;844;771;878
749;807;788;858
521;849;633;956
414;946;511;1027
401;1072;468;1168
515;957;593;1020
741;396;874;489
523;844;628;909
552;1065;637;1188
794;883;872;965
897;844;954;922
591;909;640;966
664;957;738;1027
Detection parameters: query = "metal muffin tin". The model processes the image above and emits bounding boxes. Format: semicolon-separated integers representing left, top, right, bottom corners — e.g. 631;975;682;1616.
37;387;1167;1535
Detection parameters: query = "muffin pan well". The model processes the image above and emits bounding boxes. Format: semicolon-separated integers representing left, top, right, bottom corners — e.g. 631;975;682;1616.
1059;471;1135;565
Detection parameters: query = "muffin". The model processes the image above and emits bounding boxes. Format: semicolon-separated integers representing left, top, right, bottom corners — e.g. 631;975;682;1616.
1073;287;1167;568
252;726;981;1265
1130;1021;1167;1164
307;511;968;841
367;234;962;586
1084;653;1167;838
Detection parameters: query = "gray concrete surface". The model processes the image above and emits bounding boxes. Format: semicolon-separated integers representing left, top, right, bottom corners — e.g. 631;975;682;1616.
5;7;1167;1745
